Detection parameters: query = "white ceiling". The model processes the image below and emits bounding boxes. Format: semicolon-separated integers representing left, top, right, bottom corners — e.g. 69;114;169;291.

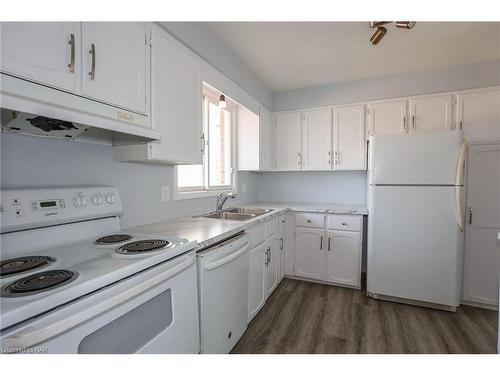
204;22;500;92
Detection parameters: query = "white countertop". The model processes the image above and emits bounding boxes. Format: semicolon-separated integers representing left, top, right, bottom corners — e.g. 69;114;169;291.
130;201;367;250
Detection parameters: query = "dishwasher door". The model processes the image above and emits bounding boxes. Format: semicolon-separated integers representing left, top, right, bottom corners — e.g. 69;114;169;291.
197;232;250;354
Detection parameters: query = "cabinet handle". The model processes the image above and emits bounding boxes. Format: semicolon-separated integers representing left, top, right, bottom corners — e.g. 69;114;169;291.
280;237;284;250
68;33;75;73
307;219;311;223
328;237;331;252
328;150;331;165
268;247;271;262
200;133;205;153
402;116;406;131
468;207;472;225
320;236;323;250
412;115;416;130
89;43;96;80
334;150;339;165
458;120;463;130
297;152;301;166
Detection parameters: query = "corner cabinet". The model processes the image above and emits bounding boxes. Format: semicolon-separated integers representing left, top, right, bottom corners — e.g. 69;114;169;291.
113;25;203;164
333;104;366;170
275;111;302;170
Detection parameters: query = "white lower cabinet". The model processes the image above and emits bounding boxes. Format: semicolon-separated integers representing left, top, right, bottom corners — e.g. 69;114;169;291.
248;217;286;323
265;233;280;297
325;230;361;287
294;214;363;288
294;227;325;281
278;215;287;281
248;241;267;323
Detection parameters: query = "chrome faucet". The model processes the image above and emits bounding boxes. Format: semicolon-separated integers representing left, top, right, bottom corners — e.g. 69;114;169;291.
216;191;236;212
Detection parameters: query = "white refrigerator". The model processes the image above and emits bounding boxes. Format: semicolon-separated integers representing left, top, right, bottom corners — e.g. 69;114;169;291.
367;131;467;310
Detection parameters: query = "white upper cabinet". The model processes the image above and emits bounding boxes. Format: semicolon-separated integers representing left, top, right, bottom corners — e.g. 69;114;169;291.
325;230;361;287
409;94;453;133
275;111;302;170
456;88;500;142
301;108;332;170
333;104;366;170
260;106;275;170
367;100;408;136
81;22;149;114
0;22;80;92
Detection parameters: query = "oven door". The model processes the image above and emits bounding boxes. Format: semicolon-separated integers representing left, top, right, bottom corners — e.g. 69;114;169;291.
0;251;199;354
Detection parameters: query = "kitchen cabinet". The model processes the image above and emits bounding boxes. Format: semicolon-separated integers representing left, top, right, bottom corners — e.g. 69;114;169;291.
278;215;287;281
81;22;149;114
275;111;302;170
367;100;408;136
113;26;203;163
333;104;366;170
260;106;275;170
325;230;361;287
456;88;500;142
248;241;267;323
295;226;325;281
409;94;453;133
301;109;332;170
265;234;280;297
0;22;80;92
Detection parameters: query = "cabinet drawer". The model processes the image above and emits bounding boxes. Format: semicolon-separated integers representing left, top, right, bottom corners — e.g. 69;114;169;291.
265;217;279;237
295;213;325;228
327;215;362;232
246;223;265;248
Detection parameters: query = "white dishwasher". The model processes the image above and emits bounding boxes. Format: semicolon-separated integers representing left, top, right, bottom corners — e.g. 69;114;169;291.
197;232;250;354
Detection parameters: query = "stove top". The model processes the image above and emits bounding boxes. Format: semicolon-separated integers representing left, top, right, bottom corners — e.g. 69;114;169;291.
116;239;171;255
0;255;56;277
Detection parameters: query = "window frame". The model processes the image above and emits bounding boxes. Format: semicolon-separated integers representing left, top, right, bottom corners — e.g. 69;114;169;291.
174;89;237;200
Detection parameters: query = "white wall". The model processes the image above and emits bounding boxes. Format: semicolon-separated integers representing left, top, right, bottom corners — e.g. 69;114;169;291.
159;22;272;110
0;133;259;229
272;59;500;111
258;171;367;205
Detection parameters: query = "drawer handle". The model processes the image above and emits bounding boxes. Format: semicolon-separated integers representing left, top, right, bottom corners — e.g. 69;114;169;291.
68;33;75;73
342;222;348;226
307;219;311;223
89;43;96;80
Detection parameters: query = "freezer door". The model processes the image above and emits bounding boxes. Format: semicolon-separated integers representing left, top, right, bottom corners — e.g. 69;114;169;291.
367;186;463;307
368;131;463;185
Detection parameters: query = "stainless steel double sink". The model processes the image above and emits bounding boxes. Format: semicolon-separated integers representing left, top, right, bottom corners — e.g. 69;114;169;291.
195;207;273;221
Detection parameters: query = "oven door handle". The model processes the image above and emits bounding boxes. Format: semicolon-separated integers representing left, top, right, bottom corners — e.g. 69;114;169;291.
204;241;250;271
2;252;196;352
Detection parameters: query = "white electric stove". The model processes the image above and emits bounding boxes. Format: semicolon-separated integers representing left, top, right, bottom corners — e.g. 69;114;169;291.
0;187;200;354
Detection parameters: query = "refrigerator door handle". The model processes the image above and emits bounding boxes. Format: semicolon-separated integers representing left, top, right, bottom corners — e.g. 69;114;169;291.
456;140;468;186
456;186;465;232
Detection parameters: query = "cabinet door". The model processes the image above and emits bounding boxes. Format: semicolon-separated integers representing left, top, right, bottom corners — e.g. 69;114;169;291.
248;242;267;323
150;27;202;164
294;227;325;280
260;106;275;170
325;230;361;287
301;109;332;170
278;215;287;281
81;22;148;114
275;112;302;170
367;100;408;136
266;235;280;297
0;22;80;92
333;105;366;170
457;88;500;142
409;94;453;133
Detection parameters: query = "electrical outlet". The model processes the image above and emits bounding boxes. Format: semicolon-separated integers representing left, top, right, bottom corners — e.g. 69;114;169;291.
241;183;248;193
161;186;170;202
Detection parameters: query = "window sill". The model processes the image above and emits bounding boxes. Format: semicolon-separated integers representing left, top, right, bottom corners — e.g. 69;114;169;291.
173;189;236;201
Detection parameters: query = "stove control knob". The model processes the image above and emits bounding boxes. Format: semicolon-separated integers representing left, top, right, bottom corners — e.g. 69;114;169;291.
105;193;116;204
91;193;104;206
72;193;88;208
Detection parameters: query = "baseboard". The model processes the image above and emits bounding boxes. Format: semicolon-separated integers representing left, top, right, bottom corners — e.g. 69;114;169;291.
284;275;361;290
461;300;499;311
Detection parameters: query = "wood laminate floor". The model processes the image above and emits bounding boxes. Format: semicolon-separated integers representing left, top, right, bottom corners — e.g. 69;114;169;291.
231;278;498;354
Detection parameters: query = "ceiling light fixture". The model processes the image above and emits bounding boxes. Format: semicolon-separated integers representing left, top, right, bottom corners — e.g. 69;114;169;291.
369;21;416;45
370;26;387;45
218;94;226;109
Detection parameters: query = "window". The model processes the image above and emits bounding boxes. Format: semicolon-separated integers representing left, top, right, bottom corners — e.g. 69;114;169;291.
176;88;234;198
